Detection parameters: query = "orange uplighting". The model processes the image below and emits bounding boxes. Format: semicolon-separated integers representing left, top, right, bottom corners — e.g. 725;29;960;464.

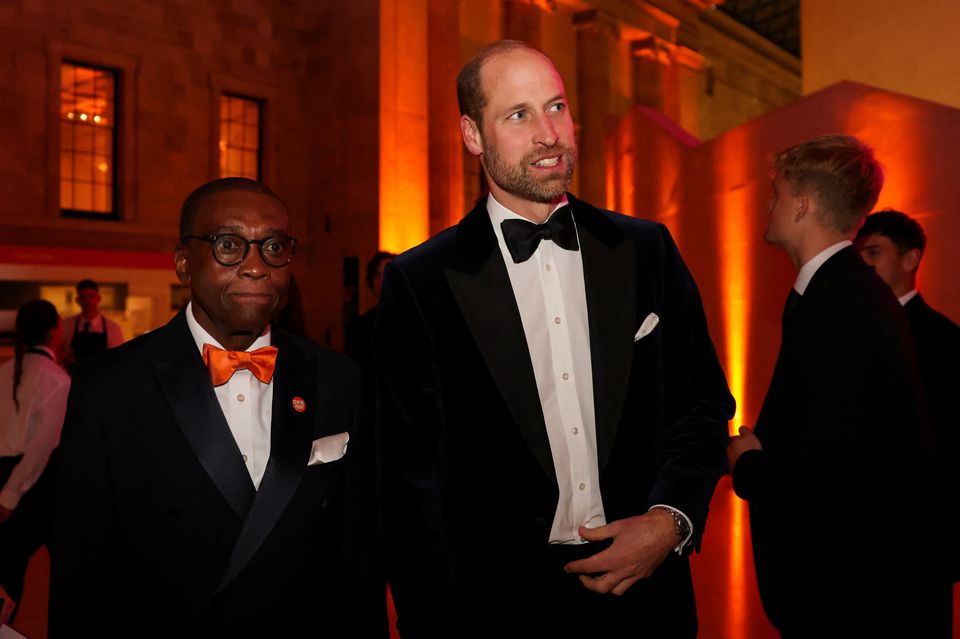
726;486;749;639
844;92;922;217
714;130;755;431
379;0;430;254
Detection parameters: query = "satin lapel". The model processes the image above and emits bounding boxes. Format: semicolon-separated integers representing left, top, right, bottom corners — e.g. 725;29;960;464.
217;329;316;592
571;196;637;471
444;204;556;483
152;313;255;520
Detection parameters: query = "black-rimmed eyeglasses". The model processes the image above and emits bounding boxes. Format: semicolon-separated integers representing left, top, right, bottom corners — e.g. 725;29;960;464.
180;234;297;267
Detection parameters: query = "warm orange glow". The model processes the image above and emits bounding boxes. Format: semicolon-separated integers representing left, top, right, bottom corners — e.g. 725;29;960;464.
727;486;749;639
844;92;922;217
604;134;617;212
379;0;430;254
715;130;755;431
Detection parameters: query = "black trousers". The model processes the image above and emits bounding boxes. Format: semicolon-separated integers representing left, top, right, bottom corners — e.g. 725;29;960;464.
0;451;58;622
458;540;698;638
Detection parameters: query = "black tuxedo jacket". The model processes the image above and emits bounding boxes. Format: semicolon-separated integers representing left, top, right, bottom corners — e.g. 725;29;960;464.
733;247;939;635
376;195;734;637
905;293;960;580
50;311;385;638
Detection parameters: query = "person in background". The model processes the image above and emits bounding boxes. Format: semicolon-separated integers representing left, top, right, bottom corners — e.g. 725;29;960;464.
345;251;395;374
727;136;944;636
855;209;959;630
61;279;124;371
0;300;70;626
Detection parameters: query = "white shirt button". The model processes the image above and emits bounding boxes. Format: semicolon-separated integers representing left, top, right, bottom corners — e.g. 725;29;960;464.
571;427;579;435
237;394;245;402
554;316;561;325
242;454;248;463
562;372;569;381
545;263;552;271
578;483;586;491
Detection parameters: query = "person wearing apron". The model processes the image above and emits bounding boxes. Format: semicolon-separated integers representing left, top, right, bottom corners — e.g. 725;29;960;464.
70;315;108;364
62;279;123;373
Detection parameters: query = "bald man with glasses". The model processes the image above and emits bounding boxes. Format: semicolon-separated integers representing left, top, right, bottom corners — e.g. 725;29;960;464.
50;178;386;638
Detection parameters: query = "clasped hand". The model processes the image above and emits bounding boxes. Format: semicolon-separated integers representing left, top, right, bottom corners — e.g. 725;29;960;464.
563;509;678;596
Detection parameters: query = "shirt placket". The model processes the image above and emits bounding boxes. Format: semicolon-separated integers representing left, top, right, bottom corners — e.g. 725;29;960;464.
228;370;254;469
539;242;593;539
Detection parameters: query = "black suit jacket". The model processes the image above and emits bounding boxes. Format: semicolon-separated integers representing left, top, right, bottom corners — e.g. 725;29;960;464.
375;195;734;637
50;311;385;638
905;293;960;580
733;247;938;635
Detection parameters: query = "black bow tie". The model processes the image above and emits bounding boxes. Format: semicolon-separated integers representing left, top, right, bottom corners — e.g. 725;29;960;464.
500;205;579;263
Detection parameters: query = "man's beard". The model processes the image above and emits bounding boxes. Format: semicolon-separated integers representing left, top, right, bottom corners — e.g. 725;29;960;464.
481;139;577;204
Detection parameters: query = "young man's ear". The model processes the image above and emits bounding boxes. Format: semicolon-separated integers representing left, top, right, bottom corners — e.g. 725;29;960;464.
793;189;810;223
902;247;922;273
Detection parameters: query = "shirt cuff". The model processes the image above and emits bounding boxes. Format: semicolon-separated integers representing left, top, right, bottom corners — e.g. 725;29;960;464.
648;504;694;554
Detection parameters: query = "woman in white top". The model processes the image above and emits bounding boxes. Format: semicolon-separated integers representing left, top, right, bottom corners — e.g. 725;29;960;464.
0;300;70;626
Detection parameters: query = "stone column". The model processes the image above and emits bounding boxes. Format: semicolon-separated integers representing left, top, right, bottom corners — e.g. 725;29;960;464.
427;0;464;232
502;0;541;44
573;10;616;207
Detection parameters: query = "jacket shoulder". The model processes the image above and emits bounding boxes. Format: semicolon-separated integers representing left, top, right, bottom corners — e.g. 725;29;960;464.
573;199;678;253
276;328;359;378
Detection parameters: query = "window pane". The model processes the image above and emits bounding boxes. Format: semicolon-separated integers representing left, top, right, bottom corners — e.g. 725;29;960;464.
94;155;111;183
219;94;261;180
60;178;73;209
75;153;93;180
60;150;73;180
244;125;258;149
227;148;242;174
73;180;93;210
93;129;111;154
74;124;93;152
228;121;244;146
93;184;111;212
61;61;116;215
241;151;256;179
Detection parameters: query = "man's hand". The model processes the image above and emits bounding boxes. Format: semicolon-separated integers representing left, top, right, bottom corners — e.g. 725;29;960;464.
0;583;16;626
563;510;678;596
0;506;11;524
726;425;762;472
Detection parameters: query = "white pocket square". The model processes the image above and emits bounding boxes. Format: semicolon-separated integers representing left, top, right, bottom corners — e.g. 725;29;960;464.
307;432;350;466
634;313;660;341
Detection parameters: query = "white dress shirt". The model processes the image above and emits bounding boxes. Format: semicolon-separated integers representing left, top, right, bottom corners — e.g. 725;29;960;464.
898;289;918;306
489;194;606;543
794;240;852;295
0;346;70;510
185;302;273;489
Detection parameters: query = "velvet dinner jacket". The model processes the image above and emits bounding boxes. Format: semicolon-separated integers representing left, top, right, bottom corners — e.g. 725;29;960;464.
733;247;937;633
376;194;734;635
50;311;383;638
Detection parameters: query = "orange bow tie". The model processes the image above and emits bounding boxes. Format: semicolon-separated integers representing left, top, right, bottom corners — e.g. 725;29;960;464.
202;344;278;386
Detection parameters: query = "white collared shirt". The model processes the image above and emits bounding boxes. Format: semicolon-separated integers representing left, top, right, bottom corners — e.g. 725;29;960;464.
185;302;273;489
794;240;852;295
488;194;605;544
898;289;918;306
0;347;70;510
